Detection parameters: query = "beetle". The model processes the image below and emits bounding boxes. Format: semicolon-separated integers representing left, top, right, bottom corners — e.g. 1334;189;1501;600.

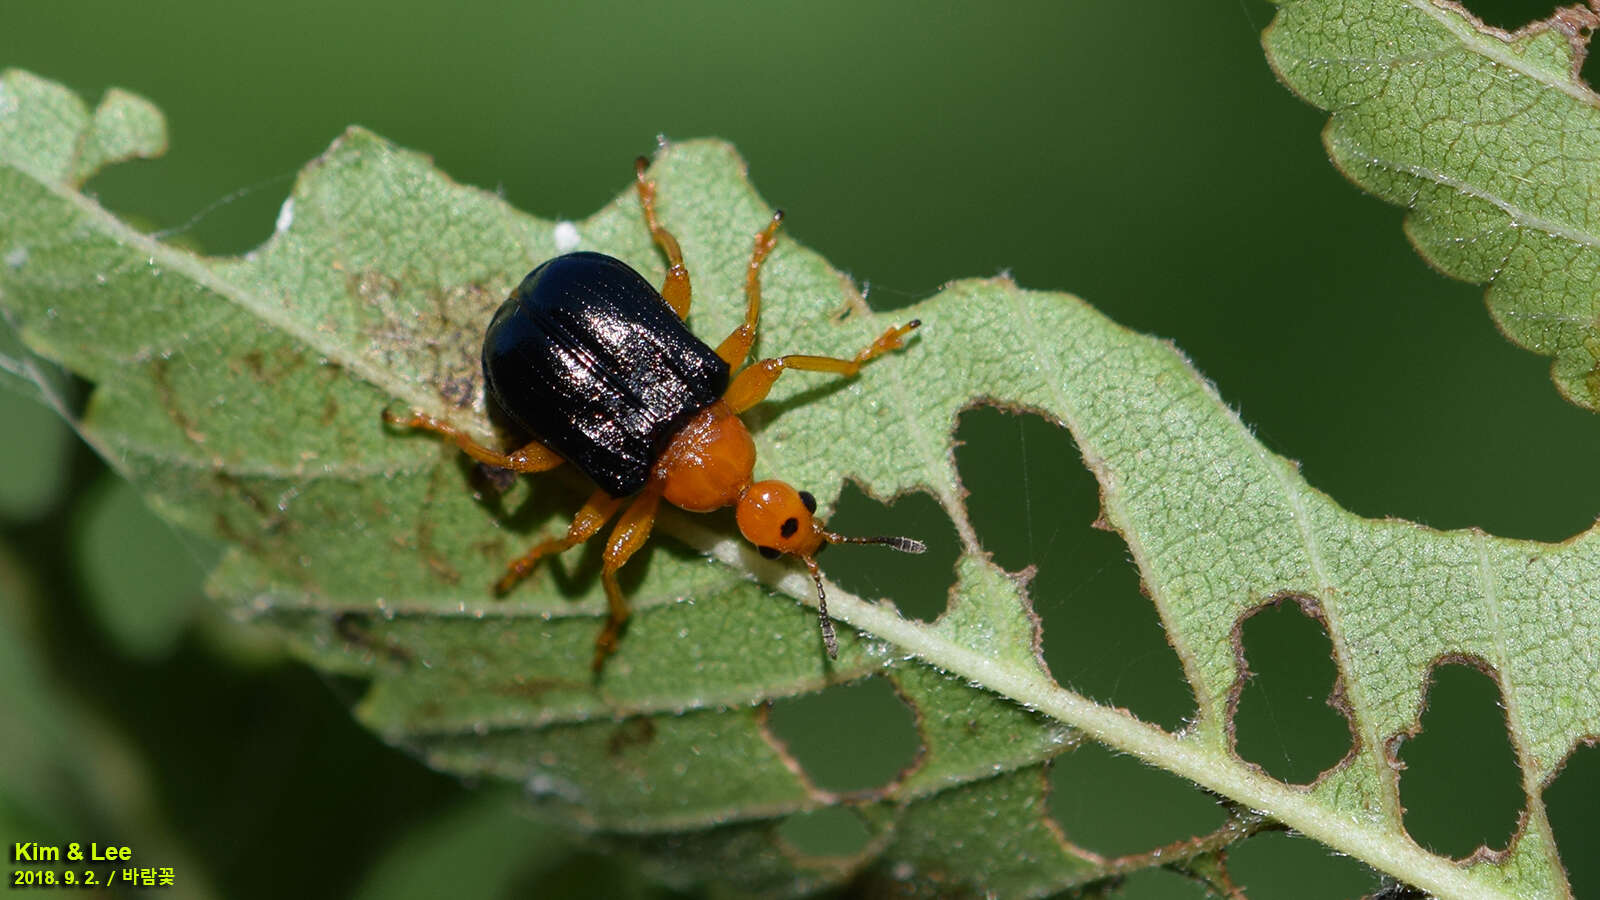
385;157;923;672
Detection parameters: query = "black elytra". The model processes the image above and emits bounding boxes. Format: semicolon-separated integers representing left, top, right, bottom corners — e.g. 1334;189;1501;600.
481;252;729;497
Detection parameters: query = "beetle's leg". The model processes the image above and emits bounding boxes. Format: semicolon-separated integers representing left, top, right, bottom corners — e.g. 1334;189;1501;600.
722;320;920;413
634;157;692;320
494;488;624;595
383;409;564;473
714;210;785;368
592;486;663;673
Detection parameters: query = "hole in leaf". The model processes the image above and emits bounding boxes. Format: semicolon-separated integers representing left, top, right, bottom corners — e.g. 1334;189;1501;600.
954;406;1193;731
1231;599;1352;783
1584;36;1600;95
821;483;960;622
1546;741;1600;897
766;675;919;794
1457;0;1562;32
776;806;872;858
1229;830;1382;898
1395;662;1524;858
1116;866;1213;898
1046;741;1225;857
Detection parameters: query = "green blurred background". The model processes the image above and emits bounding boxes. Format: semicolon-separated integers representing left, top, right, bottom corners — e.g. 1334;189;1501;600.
3;1;1597;897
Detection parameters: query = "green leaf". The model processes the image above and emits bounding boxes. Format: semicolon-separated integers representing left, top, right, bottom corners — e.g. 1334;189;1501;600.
4;69;1597;898
76;475;208;660
1262;0;1600;411
348;790;571;900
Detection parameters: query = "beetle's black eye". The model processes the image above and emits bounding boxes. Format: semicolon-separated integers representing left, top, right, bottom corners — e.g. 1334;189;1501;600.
780;517;799;538
758;546;782;560
798;491;816;513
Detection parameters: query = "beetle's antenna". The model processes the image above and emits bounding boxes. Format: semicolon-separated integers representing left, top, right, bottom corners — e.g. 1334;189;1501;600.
823;532;928;555
801;534;924;659
801;556;838;659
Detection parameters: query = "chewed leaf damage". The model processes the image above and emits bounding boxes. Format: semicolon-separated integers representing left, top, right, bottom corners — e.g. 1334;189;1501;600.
1;68;1596;897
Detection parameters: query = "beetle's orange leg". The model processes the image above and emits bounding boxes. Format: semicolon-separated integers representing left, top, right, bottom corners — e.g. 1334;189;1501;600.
592;486;663;672
723;320;920;414
494;488;624;595
634;157;692;321
715;210;785;368
383;409;565;474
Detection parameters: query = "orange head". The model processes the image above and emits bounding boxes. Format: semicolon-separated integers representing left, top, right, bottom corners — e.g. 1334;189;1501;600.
735;480;926;658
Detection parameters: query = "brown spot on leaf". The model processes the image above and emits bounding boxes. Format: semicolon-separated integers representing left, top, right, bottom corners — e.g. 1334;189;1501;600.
207;470;294;547
349;269;402;307
606;717;657;757
332;611;414;665
363;276;499;410
472;538;509;561
232;344;308;387
412;459;462;585
491;675;584;700
150;357;208;445
409;516;461;584
439;375;475;409
211;510;254;551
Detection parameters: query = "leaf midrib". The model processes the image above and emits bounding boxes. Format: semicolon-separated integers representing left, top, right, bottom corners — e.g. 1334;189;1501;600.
674;308;1512;898
1329;138;1600;255
27;167;479;438
730;531;1508;899
1410;0;1597;107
